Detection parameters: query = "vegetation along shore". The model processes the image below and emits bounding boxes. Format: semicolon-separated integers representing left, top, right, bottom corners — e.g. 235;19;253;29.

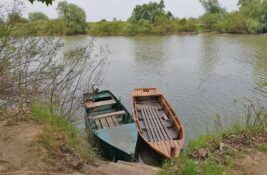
6;0;267;36
0;0;267;175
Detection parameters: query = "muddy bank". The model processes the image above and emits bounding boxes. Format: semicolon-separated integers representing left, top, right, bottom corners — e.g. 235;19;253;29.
0;112;158;175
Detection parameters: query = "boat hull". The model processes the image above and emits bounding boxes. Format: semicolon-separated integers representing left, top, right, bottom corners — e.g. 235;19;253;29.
132;88;185;159
84;90;137;162
85;120;135;161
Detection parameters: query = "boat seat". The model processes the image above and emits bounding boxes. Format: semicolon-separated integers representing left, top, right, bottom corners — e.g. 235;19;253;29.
95;116;123;129
93;111;126;129
85;99;116;109
91;111;126;120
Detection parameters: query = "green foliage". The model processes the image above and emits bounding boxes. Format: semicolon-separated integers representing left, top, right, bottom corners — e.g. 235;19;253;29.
8;12;28;23
57;1;87;35
28;12;49;21
257;144;267;153
128;0;173;24
199;0;225;14
13;0;267;35
13;19;65;36
31;103;98;161
88;21;130;36
239;0;267;32
216;12;248;33
187;134;216;152
200;13;223;31
28;0;54;5
31;103;78;143
160;154;196;175
87;18;200;36
202;160;223;175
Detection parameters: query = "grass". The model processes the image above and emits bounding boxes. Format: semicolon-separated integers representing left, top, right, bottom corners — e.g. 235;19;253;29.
159;104;267;175
257;144;267;153
31;103;78;144
202;160;223;175
31;103;98;162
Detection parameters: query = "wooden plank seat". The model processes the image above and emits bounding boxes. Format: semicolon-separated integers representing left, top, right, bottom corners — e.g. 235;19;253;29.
85;99;116;109
92;111;126;130
139;106;174;142
95;116;122;129
90;110;126;120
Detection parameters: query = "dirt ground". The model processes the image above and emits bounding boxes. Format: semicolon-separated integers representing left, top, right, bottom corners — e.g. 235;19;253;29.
0;119;158;175
0;120;46;173
231;150;267;175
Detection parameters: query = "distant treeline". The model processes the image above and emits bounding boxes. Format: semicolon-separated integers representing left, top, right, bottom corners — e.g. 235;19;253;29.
5;0;267;36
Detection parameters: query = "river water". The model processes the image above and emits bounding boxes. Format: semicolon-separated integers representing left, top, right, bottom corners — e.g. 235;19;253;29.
62;34;267;143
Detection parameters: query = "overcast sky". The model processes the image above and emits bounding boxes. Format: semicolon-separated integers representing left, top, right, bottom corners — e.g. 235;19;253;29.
1;0;239;21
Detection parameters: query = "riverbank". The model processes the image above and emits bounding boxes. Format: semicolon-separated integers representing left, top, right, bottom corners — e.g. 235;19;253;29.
160;105;267;175
0;104;98;174
0;103;158;174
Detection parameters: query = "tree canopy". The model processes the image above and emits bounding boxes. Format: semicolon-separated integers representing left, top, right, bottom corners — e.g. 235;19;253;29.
199;0;225;14
128;0;173;23
28;0;54;5
57;1;87;34
8;12;28;23
239;0;267;32
28;12;49;21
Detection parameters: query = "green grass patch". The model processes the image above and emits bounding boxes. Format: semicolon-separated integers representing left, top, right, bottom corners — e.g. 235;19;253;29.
187;134;218;152
160;153;196;175
31;103;78;144
257;144;267;153
31;103;98;161
202;160;223;175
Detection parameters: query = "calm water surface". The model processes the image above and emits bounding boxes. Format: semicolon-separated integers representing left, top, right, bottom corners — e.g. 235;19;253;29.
62;34;267;143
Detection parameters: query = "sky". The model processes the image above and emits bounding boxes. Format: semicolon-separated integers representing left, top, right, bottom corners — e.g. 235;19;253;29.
1;0;239;21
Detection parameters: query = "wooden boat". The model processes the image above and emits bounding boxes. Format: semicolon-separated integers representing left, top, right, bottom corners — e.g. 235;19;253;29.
132;88;184;159
84;90;138;161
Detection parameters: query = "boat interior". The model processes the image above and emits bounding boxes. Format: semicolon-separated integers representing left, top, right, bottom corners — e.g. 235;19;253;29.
85;91;129;130
134;96;181;143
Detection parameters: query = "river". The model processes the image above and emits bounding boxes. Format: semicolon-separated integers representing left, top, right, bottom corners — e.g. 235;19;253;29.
62;34;267;143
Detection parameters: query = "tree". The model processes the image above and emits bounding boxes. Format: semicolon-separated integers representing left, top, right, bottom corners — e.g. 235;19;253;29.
238;0;253;6
239;0;267;32
28;12;49;21
129;0;173;23
199;0;225;14
8;12;28;23
57;1;87;34
1;1;108;119
28;0;54;5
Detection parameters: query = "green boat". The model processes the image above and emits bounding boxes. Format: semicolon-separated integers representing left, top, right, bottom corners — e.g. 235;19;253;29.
84;90;138;161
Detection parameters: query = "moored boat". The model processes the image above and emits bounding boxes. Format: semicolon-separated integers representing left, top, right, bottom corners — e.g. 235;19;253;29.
132;88;184;159
84;90;138;161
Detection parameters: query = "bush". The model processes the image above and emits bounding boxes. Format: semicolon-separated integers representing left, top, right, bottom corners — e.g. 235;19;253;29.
216;12;248;33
